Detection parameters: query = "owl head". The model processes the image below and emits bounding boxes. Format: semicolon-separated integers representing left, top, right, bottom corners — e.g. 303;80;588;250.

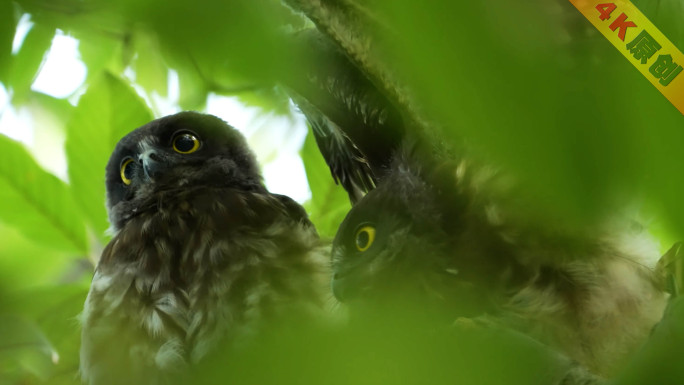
105;111;264;231
330;150;518;317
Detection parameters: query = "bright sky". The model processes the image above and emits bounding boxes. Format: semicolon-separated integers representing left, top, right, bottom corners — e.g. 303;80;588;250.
0;18;312;203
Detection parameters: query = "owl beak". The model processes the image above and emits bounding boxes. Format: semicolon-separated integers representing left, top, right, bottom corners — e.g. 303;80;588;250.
331;273;351;302
332;268;366;302
139;150;167;181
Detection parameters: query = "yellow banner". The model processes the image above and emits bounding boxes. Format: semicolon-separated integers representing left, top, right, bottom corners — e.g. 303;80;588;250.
568;0;684;115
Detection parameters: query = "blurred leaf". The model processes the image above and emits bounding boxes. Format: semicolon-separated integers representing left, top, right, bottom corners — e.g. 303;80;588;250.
301;129;349;238
75;30;125;83
0;1;17;84
117;0;296;93
164;53;208;110
25;91;75;124
8;21;53;102
197;304;583;385
32;284;87;361
22;285;87;385
1;284;89;344
17;0;127;55
0;134;87;253
0;283;88;385
371;0;684;230
615;296;684;385
0;225;78;290
65;72;153;240
131;32;168;97
235;86;292;116
0;315;58;384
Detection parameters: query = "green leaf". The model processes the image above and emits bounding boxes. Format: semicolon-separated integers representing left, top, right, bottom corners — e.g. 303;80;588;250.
372;0;684;230
8;21;54;102
614;296;684;384
0;134;87;253
65;72;153;240
75;30;125;83
0;225;80;290
235;86;292;116
300;128;349;238
132;32;168;97
25;90;75;124
0;284;89;385
0;1;17;84
0;315;59;383
172;55;209;110
116;0;295;105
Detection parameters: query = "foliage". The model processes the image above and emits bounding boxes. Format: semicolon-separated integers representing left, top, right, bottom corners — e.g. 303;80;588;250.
0;0;682;384
64;73;153;242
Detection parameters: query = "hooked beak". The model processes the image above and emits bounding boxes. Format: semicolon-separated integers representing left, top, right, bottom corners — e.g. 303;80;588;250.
139;150;167;180
332;263;371;302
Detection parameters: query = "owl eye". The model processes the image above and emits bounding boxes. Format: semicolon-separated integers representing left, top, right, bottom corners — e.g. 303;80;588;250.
355;225;376;252
120;158;134;185
172;132;200;154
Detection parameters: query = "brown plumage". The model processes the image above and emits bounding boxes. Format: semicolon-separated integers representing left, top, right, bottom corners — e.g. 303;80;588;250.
80;112;330;385
331;146;668;376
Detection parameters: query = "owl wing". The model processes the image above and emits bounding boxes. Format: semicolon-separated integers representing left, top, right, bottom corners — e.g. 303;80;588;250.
285;29;407;203
291;93;375;203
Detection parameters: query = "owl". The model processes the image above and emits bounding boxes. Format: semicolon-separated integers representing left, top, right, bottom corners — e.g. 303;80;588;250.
79;112;331;385
330;144;668;376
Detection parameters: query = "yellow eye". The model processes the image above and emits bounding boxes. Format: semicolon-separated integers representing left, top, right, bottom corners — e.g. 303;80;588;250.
172;133;200;154
120;158;134;185
355;225;376;252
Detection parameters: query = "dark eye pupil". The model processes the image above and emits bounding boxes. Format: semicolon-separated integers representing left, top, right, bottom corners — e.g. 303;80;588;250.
175;135;195;152
123;163;134;180
356;231;369;249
